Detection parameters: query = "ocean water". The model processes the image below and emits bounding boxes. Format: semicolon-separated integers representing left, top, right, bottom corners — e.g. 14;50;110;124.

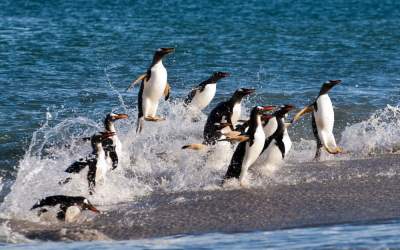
0;0;400;248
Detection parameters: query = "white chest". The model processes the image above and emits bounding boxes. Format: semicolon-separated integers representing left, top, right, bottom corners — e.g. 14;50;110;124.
190;84;216;110
231;103;241;126
282;128;292;156
143;62;167;100
96;150;109;181
263;117;278;138
314;94;334;131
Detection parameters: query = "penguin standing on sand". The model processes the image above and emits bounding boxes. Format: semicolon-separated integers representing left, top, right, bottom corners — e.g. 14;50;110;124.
102;113;128;169
258;105;294;173
127;48;175;133
63;132;114;195
184;72;229;110
292;80;342;159
31;195;99;222
223;105;275;186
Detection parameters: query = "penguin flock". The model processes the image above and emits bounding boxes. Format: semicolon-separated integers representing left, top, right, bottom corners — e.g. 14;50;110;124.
30;47;343;222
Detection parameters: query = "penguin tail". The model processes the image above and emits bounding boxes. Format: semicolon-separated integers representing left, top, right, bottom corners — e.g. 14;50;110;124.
136;117;144;133
181;143;207;150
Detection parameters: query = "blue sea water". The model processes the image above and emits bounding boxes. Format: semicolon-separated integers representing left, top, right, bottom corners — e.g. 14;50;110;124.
1;0;400;248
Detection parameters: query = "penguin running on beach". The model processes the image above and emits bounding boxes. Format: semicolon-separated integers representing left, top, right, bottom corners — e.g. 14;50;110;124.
103;113;128;169
127;48;175;133
258;105;294;173
223;105;275;187
184;71;229;110
62;132;115;195
292;80;342;160
182;88;255;150
31;195;100;222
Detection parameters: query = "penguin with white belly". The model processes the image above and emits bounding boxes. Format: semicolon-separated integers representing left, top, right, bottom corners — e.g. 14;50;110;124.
184;71;229;110
223;105;275;187
182;88;255;150
63;132;115;195
127;47;175;133
102;113;128;170
258;105;294;174
31;195;100;222
292;80;342;160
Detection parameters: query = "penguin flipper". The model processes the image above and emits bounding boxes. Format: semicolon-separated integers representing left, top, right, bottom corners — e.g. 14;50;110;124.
65;160;89;173
127;73;147;91
164;82;171;101
87;163;97;195
292;105;314;123
184;88;198;105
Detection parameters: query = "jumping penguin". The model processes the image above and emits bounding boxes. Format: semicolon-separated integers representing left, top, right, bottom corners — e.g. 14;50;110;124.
31;195;100;222
184;71;229;110
103;113;128;169
223;105;275;187
292;80;342;159
63;132;114;195
182;88;255;150
258;105;294;173
127;47;175;133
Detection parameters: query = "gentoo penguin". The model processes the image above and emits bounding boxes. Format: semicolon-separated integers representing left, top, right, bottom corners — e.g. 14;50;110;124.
64;132;114;195
258;105;294;173
31;195;99;222
182;88;255;150
103;113;128;169
292;80;342;159
127;47;175;133
223;105;275;186
184;72;229;110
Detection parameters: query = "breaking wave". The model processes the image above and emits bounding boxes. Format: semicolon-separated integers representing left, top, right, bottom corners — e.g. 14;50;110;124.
0;101;399;222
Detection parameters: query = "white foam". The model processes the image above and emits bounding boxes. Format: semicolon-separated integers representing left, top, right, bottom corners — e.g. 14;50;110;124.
1;102;399;221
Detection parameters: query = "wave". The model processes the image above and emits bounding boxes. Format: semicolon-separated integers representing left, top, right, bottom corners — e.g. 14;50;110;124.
0;102;399;221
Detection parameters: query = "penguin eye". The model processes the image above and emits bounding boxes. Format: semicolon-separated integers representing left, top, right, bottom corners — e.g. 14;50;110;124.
83;199;88;204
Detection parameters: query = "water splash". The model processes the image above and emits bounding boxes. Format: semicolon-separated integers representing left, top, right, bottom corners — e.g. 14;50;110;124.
1;103;399;222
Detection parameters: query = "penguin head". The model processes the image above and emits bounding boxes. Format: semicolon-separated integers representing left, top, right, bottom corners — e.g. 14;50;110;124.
90;132;115;150
153;47;175;62
80;198;100;213
210;72;229;82
319;80;341;96
275;104;295;117
104;113;129;131
231;88;256;102
250;105;275;122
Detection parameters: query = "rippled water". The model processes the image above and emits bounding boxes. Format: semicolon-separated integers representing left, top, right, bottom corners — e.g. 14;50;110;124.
1;0;400;248
2;219;400;249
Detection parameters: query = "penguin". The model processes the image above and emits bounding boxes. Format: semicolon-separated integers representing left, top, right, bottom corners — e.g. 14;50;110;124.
127;47;175;133
63;131;114;195
184;71;229;110
182;88;255;150
31;195;99;222
257;105;294;173
102;113;128;170
292;80;342;159
223;105;275;186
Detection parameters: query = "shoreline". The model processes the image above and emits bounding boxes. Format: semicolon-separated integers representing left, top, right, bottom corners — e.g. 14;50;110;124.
2;154;400;241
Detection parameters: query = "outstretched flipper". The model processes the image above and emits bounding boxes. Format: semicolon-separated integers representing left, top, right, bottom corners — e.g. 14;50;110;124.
164;82;171;101
291;105;314;123
220;131;250;143
87;164;96;195
65;159;90;173
126;73;147;91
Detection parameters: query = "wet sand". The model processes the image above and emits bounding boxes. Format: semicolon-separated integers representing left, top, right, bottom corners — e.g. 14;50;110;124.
3;154;400;241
